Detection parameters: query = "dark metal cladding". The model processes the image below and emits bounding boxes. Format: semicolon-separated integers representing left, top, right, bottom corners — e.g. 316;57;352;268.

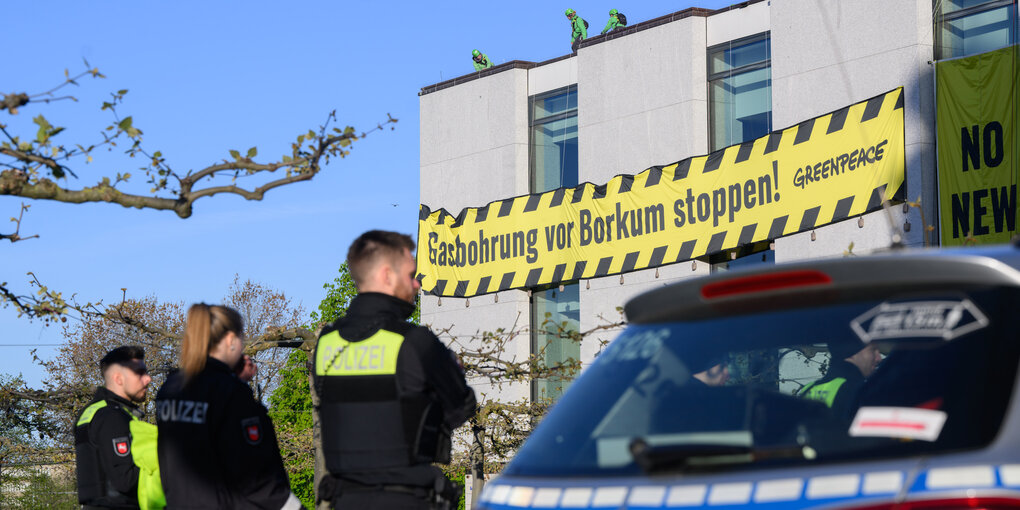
622;251;640;272
826;107;850;134
832;196;855;222
793;118;815;145
768;215;789;239
800;206;822;231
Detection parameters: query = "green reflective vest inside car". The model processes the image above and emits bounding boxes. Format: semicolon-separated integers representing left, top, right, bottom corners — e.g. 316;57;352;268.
800;377;847;407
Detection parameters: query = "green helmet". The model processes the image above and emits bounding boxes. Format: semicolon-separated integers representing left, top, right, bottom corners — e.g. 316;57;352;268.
472;49;481;57
609;8;618;15
565;8;575;16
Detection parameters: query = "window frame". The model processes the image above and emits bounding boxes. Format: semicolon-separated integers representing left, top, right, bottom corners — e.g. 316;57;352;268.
707;32;773;152
528;85;579;194
934;0;1018;60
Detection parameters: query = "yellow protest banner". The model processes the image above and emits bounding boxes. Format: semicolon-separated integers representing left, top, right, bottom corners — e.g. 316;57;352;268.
937;45;1019;245
418;88;906;297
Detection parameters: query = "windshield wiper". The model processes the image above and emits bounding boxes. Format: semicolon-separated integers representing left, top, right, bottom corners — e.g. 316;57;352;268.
629;438;817;473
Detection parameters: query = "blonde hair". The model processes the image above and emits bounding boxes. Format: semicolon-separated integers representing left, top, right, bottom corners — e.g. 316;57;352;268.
180;303;244;382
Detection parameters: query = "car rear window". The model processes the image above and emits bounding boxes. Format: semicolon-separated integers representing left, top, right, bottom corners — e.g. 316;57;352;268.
503;286;1020;477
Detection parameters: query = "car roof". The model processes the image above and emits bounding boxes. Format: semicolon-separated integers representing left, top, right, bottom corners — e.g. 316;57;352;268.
625;243;1020;324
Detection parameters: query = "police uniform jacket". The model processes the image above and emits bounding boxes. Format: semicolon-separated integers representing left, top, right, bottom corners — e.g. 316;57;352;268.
75;386;144;509
155;358;299;509
801;360;866;421
314;292;477;488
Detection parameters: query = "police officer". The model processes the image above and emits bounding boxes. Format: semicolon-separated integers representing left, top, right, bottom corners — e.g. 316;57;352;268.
800;341;882;420
155;304;300;509
315;230;477;509
75;346;153;509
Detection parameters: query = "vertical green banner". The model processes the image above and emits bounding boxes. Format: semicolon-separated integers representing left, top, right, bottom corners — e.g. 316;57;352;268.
938;45;1019;245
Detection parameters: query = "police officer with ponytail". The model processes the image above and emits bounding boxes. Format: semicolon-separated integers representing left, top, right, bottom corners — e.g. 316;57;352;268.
155;304;300;509
315;230;477;509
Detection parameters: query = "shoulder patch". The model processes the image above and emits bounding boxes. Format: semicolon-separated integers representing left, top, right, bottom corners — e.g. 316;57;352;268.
112;436;131;457
241;416;262;445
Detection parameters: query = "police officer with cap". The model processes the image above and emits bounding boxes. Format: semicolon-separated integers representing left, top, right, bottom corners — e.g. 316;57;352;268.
315;230;477;509
75;345;153;509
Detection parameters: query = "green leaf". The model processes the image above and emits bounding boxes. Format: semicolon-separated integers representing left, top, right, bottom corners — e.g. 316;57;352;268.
246;146;257;158
118;116;133;131
229;150;241;160
117;89;128;95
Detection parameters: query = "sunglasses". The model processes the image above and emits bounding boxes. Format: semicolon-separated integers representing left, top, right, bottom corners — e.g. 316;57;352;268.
119;360;148;376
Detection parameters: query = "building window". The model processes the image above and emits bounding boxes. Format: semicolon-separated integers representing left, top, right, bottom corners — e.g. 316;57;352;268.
529;86;581;402
936;0;1018;59
708;33;772;152
530;85;578;193
531;284;581;401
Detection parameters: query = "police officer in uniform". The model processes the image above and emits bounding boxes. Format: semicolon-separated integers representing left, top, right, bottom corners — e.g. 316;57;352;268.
315;230;477;509
155;304;300;509
800;340;882;420
75;346;153;509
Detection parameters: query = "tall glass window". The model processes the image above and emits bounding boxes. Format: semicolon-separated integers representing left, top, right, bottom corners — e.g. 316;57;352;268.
708;33;772;152
531;284;581;401
529;87;580;402
936;0;1018;59
530;86;579;193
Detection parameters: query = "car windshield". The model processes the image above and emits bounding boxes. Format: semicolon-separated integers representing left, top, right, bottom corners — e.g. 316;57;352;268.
503;286;1020;477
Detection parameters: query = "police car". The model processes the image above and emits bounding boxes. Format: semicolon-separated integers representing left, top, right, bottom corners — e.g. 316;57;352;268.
477;243;1020;510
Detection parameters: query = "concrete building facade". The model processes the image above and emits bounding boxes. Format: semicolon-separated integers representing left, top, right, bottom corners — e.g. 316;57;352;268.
418;0;1017;403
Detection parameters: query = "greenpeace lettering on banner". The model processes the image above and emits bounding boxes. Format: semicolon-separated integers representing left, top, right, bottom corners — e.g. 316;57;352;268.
419;88;906;297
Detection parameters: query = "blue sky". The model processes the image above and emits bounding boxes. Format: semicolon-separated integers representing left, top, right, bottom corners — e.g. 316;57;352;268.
1;0;738;386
